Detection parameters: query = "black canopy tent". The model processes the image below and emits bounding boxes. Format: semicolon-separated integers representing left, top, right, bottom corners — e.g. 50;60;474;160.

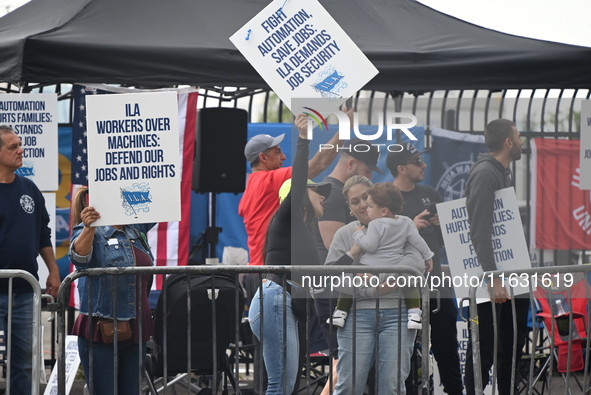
0;0;589;90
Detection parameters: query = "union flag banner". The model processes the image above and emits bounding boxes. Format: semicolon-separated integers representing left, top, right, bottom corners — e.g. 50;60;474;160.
531;138;591;249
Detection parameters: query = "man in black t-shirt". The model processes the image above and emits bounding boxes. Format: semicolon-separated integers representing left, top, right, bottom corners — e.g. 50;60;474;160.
387;143;464;395
0;126;61;395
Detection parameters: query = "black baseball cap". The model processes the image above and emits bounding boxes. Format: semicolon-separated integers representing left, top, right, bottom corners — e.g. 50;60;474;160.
341;138;385;175
386;142;430;174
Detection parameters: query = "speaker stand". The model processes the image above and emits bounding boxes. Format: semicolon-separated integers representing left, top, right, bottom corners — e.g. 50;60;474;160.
188;193;222;265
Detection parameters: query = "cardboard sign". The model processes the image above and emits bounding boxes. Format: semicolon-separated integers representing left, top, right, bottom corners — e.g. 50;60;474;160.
581;100;591;190
437;188;532;302
230;0;378;115
86;92;181;226
43;335;81;395
0;94;58;191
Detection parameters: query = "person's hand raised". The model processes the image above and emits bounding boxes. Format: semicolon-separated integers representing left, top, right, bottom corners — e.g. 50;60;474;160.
295;114;310;140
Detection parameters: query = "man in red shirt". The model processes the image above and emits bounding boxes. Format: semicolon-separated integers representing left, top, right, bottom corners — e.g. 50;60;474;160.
239;115;346;394
239;116;346;266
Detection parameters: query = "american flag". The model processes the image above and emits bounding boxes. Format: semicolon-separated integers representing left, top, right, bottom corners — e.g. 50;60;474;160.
69;85;198;297
71;86;103;186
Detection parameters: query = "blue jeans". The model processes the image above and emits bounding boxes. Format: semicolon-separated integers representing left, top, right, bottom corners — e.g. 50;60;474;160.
334;307;416;395
0;292;34;395
78;338;145;395
248;280;299;395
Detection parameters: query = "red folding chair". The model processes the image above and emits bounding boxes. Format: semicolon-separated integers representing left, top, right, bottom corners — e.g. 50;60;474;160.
533;272;590;374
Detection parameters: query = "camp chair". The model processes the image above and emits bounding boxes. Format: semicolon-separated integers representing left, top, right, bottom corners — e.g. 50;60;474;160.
531;272;591;394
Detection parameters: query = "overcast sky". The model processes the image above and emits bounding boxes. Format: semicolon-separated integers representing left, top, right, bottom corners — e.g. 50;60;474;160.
2;0;590;47
417;0;591;47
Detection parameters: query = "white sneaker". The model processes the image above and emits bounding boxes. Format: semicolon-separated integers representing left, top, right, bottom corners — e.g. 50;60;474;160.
327;310;348;328
407;311;422;330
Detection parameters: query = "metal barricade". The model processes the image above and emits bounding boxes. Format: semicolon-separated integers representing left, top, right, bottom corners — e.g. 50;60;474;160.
464;265;591;395
55;264;432;395
0;269;43;395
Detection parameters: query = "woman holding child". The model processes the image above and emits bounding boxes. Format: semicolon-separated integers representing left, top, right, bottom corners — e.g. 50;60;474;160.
326;176;431;395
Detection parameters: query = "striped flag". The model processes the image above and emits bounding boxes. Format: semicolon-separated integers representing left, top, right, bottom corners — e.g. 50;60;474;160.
147;90;198;289
70;85;197;300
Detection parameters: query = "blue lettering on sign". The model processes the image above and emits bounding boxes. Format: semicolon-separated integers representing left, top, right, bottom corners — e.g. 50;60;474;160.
15;167;34;176
120;183;152;217
314;71;343;93
122;191;151;205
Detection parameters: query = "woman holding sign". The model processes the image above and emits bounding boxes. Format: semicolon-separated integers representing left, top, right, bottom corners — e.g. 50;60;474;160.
248;114;332;395
69;187;155;395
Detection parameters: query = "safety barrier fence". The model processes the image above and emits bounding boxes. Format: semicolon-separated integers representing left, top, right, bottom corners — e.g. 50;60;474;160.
465;265;591;395
54;264;431;395
7;263;591;394
0;269;44;395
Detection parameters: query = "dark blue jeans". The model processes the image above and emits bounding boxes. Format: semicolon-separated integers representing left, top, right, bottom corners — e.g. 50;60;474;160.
0;292;34;395
78;337;145;394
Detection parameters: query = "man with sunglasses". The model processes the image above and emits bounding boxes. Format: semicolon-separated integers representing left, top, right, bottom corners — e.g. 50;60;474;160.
386;143;464;395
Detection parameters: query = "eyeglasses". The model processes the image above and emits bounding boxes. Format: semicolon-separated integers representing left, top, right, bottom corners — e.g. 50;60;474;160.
405;157;424;167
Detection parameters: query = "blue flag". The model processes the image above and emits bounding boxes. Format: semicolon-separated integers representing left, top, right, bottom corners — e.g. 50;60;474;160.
429;128;487;202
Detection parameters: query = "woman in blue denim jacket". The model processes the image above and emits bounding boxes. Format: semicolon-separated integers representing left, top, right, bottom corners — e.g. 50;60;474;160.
68;187;156;395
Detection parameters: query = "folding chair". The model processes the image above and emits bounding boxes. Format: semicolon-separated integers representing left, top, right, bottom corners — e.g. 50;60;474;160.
531;272;591;394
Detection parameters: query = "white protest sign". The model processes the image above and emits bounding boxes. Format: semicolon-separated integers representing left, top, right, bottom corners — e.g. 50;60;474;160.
44;335;80;395
37;193;56;289
437;188;532;302
581;100;591;190
86;92;181;226
0;94;58;191
230;0;378;115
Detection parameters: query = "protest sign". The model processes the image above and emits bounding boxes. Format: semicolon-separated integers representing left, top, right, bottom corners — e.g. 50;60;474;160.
0;93;58;191
86;91;181;226
230;0;378;115
437;187;532;302
44;335;80;395
581;100;591;190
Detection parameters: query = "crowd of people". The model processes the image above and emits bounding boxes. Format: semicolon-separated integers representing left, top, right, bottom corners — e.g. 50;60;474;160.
0;115;527;395
242;117;527;395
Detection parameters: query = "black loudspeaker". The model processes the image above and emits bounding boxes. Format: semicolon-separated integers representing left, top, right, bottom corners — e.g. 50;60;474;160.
193;107;248;193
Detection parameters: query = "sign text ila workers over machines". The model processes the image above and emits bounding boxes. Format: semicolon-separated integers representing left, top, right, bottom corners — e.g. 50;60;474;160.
230;0;378;115
86;92;181;226
437;188;532;303
0;93;58;191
